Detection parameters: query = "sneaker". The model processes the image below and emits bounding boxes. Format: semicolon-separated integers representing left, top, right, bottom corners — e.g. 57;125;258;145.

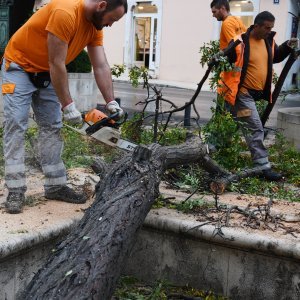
261;169;283;181
5;192;25;214
45;185;87;204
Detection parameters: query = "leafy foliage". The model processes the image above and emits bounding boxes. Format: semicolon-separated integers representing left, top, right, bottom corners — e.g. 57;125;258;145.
66;50;91;73
199;40;234;91
111;64;126;78
121;113;187;146
114;276;228;300
128;66;149;88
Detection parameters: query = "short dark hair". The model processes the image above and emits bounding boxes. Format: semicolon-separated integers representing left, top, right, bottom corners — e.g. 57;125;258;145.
254;11;275;26
106;0;128;13
210;0;230;11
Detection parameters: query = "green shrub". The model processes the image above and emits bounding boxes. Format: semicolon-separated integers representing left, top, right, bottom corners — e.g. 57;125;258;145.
66;50;91;73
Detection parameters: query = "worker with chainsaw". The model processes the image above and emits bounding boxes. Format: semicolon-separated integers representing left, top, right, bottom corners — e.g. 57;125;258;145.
218;11;298;181
210;0;246;50
1;0;127;214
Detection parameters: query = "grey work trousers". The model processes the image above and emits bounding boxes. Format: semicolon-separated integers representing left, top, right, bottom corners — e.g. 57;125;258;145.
1;60;67;193
230;92;271;169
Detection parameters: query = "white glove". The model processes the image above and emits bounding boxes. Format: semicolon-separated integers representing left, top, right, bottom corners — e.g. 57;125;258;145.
105;100;124;118
62;102;82;124
287;38;299;49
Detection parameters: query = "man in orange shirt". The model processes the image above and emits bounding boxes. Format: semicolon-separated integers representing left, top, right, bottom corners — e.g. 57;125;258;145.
1;0;128;214
218;11;298;181
210;0;246;50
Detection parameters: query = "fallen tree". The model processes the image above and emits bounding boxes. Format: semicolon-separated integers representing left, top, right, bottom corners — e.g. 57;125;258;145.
22;137;214;299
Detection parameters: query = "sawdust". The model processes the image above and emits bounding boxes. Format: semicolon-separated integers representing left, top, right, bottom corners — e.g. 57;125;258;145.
160;183;300;239
0;168;299;242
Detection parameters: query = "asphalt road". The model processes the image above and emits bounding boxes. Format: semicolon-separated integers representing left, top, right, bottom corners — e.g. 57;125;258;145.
112;81;300;129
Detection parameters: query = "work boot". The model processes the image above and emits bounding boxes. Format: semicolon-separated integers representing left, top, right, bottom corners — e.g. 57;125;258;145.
45;185;87;204
261;169;283;181
5;192;25;214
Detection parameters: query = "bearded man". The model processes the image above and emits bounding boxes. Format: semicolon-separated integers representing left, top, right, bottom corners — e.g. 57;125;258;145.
1;0;127;213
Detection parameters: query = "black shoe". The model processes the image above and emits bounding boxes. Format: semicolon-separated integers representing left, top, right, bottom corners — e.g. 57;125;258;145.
5;192;25;214
262;169;283;181
45;185;87;204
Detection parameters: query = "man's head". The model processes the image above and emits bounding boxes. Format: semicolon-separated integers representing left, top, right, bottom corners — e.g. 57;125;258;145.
252;11;275;40
210;0;230;21
86;0;128;30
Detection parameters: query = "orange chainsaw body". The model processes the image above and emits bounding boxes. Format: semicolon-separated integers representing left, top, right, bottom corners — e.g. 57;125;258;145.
84;109;115;125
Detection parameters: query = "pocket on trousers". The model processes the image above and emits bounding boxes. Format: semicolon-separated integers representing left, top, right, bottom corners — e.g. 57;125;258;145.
2;83;16;94
237;108;252;118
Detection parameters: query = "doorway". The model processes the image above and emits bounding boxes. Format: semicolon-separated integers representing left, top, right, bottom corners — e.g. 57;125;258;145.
125;1;162;77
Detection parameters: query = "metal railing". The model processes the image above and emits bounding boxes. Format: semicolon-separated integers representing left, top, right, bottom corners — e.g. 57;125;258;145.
0;1;14;6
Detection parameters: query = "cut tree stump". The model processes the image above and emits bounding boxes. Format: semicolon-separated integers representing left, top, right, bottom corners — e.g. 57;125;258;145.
22;138;209;299
22;136;264;299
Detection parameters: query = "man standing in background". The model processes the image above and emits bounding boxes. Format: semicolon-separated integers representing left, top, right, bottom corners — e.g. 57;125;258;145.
211;0;246;49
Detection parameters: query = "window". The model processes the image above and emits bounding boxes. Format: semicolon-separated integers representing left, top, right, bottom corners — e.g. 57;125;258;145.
229;0;256;27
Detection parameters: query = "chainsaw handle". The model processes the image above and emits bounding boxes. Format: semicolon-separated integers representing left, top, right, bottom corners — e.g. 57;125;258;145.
85;111;120;135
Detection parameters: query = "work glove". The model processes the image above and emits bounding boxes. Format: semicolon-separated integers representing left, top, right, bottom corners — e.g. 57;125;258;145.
106;100;124;118
287;38;299;49
62;102;82;124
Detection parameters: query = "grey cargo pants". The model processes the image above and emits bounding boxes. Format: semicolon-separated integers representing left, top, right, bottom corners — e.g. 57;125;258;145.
1;60;67;193
230;92;271;169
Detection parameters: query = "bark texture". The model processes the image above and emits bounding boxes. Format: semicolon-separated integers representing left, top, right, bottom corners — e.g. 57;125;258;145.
23;138;209;300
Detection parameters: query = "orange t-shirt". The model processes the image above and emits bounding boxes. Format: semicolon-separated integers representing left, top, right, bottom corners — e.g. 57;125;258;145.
220;16;246;50
241;37;268;92
4;0;103;72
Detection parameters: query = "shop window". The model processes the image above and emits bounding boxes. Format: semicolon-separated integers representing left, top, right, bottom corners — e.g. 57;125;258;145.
133;2;157;14
229;0;255;27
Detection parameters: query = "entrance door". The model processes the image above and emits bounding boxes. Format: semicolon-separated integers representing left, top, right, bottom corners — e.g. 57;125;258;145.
125;1;161;77
133;14;158;70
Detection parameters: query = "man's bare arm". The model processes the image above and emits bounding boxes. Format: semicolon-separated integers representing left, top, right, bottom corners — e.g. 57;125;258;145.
87;45;114;104
47;32;73;108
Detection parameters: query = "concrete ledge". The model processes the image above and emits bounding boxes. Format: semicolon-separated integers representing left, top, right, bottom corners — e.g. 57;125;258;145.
144;209;300;260
277;107;300;150
0;218;79;260
1;206;300;299
124;208;300;300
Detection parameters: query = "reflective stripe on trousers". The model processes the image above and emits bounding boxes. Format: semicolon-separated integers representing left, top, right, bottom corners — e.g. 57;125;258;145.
231;92;270;169
1;60;67;192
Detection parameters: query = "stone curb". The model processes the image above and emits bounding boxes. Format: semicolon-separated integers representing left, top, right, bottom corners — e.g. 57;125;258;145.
0;218;80;261
0;206;299;262
144;210;300;261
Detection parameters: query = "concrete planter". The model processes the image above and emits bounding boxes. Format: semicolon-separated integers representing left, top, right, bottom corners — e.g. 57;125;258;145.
277;107;300;151
1;208;300;300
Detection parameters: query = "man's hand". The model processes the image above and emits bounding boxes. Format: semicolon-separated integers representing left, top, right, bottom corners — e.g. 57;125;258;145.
106;100;124;118
63;102;82;124
287;38;299;49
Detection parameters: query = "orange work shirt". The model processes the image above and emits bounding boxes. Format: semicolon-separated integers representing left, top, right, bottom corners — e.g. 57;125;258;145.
241;37;268;92
220;16;246;50
4;0;103;72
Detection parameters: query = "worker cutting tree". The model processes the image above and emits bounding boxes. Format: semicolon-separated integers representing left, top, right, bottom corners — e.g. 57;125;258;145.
1;0;128;214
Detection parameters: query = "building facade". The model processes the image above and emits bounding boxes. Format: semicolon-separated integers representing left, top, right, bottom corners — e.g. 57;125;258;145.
32;0;300;90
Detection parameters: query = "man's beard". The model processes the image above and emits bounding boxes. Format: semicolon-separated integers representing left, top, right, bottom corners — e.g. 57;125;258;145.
91;10;106;30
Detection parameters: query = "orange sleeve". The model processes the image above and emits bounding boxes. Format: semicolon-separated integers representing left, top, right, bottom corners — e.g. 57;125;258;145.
88;30;104;47
220;17;246;50
222;19;238;45
46;9;75;43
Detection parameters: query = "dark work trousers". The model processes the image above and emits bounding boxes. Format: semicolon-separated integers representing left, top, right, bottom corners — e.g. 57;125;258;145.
229;92;271;169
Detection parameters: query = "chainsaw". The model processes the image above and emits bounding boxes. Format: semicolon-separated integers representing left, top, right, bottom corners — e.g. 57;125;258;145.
64;108;137;152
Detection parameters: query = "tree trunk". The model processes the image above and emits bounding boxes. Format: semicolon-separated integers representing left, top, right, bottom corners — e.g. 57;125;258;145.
23;138;210;300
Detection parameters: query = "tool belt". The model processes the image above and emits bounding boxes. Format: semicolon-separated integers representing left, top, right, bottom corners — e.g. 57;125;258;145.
28;72;51;88
248;89;265;101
